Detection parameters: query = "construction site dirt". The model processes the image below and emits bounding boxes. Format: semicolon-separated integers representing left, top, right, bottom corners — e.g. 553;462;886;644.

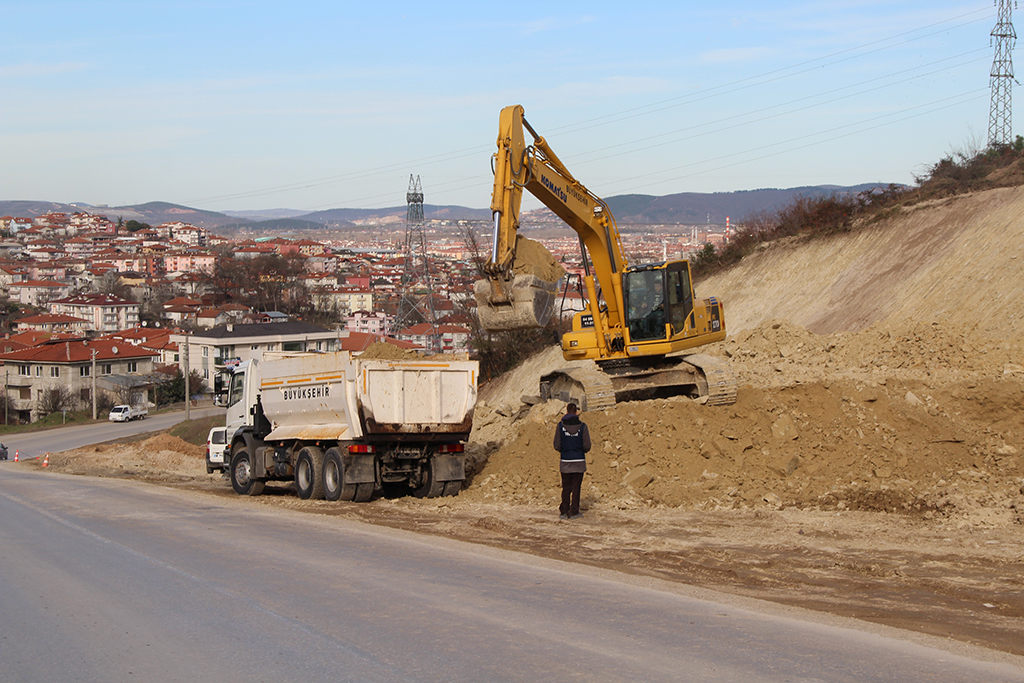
27;184;1024;660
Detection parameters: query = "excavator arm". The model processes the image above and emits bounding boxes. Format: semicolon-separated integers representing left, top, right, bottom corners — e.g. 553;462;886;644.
476;104;629;354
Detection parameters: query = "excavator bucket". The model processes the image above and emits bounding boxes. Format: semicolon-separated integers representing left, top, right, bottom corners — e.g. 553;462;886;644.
474;274;558;331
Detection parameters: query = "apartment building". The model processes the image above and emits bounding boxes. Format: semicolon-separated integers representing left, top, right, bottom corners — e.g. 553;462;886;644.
0;338;158;423
48;293;141;332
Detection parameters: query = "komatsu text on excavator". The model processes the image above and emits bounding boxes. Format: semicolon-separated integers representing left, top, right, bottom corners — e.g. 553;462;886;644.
473;105;737;410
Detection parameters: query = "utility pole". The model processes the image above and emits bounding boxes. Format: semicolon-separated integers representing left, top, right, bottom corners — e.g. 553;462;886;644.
91;349;97;420
989;0;1017;147
183;334;190;421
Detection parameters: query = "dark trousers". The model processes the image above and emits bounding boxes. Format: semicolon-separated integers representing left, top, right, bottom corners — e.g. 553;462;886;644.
560;471;585;516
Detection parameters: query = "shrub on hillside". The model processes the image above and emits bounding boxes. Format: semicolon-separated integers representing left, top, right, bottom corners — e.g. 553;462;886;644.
694;139;1024;280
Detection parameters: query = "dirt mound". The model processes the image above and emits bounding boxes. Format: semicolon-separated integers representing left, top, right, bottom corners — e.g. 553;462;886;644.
359;342;424;360
44;433;210;481
466;316;1024;528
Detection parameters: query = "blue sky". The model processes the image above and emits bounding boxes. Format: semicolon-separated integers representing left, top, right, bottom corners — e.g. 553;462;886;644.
0;1;1002;213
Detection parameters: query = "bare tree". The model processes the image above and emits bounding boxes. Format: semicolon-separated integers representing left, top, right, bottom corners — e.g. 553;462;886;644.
36;384;76;417
115;380;145;406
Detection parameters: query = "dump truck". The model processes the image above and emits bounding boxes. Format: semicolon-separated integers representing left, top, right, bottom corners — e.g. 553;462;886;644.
225;351;478;501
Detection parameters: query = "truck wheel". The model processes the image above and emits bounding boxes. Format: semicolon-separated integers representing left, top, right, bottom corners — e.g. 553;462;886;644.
442;480;462;497
323;448;356;502
353;483;374;503
413;458;445;499
231;448;264;496
295;446;325;500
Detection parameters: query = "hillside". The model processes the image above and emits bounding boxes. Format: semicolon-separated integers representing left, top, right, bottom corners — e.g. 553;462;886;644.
698;185;1024;340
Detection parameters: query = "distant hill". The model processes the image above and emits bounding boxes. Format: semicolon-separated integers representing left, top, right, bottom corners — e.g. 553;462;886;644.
604;184;889;224
0;200;241;228
0;184;893;231
297;205;492;225
216;217;343;234
222;208;309;221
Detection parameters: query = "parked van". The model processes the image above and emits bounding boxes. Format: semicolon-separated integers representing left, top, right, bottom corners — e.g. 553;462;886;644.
109;404;148;422
206;426;229;474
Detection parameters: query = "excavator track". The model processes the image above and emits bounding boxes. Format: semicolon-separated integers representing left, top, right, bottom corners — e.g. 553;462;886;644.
540;365;617;412
540;354;737;411
680;353;739;406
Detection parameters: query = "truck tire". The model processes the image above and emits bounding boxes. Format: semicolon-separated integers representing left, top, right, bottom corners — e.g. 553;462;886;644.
323;447;356;502
231;448;265;496
413;457;445;499
442;480;462;497
353;483;374;503
295;446;325;500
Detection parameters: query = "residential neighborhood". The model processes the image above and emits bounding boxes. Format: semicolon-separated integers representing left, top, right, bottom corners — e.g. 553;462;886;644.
0;210;487;423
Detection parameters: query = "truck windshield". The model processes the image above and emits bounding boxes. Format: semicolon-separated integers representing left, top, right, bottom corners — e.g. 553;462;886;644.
624;269;668;342
228;371;245;407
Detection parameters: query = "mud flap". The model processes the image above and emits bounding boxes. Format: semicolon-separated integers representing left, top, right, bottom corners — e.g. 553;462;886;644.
343;454;376;484
433;454;466;482
474;274;558;331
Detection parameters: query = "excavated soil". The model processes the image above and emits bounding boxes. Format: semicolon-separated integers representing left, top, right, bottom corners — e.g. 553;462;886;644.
513;236;565;281
25;186;1024;659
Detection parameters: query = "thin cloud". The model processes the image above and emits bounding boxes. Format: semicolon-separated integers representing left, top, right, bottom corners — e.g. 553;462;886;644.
0;62;89;78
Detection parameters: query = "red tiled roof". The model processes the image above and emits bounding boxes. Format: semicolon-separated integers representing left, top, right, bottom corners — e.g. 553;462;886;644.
0;338;158;363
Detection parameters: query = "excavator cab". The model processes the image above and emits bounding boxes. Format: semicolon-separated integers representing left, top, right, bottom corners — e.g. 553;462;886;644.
624;261;696;343
625;268;668;342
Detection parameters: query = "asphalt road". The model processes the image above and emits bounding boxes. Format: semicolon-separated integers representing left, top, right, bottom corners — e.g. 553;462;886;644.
0;468;1021;683
0;406;224;461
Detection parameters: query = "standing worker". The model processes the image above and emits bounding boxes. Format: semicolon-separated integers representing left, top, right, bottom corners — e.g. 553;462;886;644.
553;402;591;519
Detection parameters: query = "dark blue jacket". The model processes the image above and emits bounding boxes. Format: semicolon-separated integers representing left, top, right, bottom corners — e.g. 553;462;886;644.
553;413;591;473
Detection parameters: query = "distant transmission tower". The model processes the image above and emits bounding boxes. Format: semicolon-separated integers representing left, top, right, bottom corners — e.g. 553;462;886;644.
988;0;1017;147
393;175;438;348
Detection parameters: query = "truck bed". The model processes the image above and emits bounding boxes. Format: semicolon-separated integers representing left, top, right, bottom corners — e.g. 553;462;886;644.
256;352;478;442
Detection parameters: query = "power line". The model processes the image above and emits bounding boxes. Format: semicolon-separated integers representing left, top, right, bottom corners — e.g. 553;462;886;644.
188;7;994;209
612;89;988;193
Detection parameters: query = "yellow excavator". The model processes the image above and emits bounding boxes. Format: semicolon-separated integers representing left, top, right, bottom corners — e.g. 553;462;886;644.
473;104;737;410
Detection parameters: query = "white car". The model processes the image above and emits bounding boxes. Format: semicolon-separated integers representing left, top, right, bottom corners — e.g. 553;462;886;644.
206;427;229;474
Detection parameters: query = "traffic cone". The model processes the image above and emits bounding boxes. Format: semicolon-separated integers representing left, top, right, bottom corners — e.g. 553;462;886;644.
13;450;18;462
42;453;49;468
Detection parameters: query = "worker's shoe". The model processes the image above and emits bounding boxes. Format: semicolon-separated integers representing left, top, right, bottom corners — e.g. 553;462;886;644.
559;513;569;520
568;512;583;520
